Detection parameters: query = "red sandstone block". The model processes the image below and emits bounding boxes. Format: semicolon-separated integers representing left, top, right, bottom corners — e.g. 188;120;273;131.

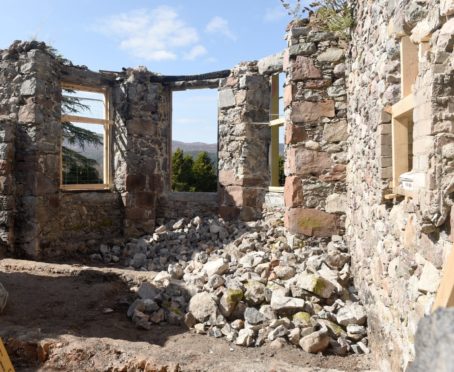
287;147;332;176
291;101;335;123
284;176;304;208
284;84;293;108
292;56;322;80
284;208;339;237
285;124;307;144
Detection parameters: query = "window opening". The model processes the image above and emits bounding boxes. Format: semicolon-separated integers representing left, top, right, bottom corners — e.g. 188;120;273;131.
269;73;285;190
391;36;420;196
61;84;110;190
171;89;218;192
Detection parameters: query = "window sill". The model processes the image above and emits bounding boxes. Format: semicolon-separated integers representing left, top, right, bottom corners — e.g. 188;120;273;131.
268;186;284;193
61;184;111;192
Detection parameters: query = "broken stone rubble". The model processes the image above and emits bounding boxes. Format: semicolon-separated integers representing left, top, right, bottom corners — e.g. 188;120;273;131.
97;211;368;355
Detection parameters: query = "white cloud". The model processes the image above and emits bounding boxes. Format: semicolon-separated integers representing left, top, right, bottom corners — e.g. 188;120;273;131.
184;45;208;60
264;6;287;22
205;16;236;41
94;6;207;61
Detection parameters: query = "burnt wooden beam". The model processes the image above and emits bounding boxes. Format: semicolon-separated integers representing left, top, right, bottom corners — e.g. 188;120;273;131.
149;70;231;83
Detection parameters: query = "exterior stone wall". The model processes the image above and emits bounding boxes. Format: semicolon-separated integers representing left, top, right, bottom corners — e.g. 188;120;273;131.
0;42;174;258
218;62;271;221
157;192;218;219
0;122;15;255
283;25;348;239
347;1;454;370
112;68;170;237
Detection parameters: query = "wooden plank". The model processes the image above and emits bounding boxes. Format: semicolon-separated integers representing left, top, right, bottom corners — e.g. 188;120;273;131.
61;184;110;191
433;244;454;311
392;94;414;118
61;115;106;126
270;125;280;187
270;75;281;187
61;81;107;94
0;338;14;372
270;118;285;127
392;115;411;189
400;37;419;98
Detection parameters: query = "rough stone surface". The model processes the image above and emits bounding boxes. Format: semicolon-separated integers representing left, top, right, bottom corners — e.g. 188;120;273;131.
408;308;454;372
346;0;453;369
188;292;218;323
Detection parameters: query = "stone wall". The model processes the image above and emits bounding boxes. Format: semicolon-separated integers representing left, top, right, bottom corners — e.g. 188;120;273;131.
347;0;454;370
0;122;15;256
157;192;218;219
0;41;174;258
218;62;271;221
112;68;170;237
283;24;348;239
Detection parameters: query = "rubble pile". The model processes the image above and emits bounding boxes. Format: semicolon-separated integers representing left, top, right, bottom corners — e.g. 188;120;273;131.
96;212;369;355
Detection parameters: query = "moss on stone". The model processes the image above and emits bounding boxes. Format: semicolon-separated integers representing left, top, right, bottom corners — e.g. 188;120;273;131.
225;288;243;305
293;311;311;325
312;277;327;297
298;216;323;230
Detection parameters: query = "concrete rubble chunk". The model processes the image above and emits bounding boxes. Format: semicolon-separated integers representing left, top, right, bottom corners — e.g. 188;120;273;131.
270;293;305;313
299;328;331;353
244;307;266;325
188;292;218;322
336;303;367;326
295;272;336;299
236;328;255;347
203;258;229;277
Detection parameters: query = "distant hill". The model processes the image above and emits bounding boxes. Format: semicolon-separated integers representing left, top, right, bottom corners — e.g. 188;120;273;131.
172;141;217;154
172;141;285;156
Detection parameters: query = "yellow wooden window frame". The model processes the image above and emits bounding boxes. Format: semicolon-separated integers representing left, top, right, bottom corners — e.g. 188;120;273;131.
60;82;111;191
269;74;284;191
390;37;419;197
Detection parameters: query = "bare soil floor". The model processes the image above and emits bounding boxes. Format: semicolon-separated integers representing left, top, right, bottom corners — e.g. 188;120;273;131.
0;259;374;372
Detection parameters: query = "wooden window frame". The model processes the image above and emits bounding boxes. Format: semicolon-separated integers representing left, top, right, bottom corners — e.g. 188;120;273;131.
390;37;419;197
60;82;111;191
269;74;284;191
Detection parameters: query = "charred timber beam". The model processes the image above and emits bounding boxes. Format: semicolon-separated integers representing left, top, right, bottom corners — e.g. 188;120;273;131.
149;70;231;83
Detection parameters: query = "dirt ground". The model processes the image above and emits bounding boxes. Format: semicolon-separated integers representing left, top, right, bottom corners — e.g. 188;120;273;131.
0;259;374;372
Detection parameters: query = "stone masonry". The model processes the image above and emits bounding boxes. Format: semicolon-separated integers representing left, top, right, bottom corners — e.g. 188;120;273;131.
1;5;454;370
218;62;271;221
283;23;348;238
347;0;454;370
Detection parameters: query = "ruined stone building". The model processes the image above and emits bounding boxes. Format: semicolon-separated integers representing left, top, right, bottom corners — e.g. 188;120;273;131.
1;0;454;370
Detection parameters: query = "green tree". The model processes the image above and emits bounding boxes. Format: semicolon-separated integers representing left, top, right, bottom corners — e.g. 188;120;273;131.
172;149;217;192
61;89;103;184
172;148;195;191
44;45;103;184
278;155;285;186
192;151;217;192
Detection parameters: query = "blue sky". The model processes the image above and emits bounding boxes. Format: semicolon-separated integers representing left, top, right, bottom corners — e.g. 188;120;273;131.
1;0;297;143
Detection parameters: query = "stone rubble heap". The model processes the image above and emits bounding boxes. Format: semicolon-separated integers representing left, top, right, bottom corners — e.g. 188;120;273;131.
96;212;369;355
